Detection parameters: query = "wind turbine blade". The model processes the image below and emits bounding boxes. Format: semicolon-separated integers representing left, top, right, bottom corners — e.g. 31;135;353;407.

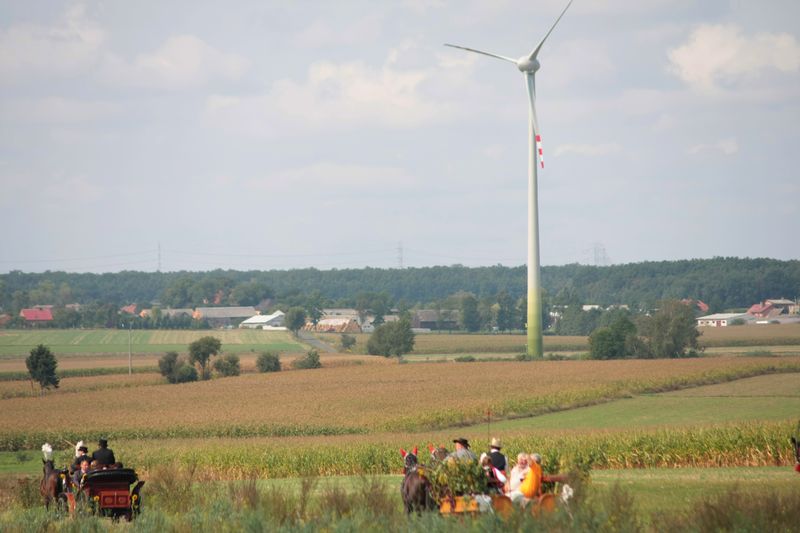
525;74;545;169
528;0;575;61
444;43;517;64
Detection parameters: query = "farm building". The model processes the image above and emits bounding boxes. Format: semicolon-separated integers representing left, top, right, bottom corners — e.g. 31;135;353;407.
696;313;748;327
120;304;137;315
239;310;286;329
19;307;53;324
304;317;361;333
412;309;459;330
193;306;258;328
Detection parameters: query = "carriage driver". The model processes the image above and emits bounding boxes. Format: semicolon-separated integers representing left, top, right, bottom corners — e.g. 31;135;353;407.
92;438;116;467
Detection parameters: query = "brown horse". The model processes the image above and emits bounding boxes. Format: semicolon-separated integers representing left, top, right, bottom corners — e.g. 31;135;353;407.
40;459;64;509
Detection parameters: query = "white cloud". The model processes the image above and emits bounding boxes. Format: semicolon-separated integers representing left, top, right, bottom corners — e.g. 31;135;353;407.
292;15;384;48
0;97;118;124
668;24;800;92
553;143;621;157
0;4;104;81
688;138;739;156
100;35;249;90
206;58;452;135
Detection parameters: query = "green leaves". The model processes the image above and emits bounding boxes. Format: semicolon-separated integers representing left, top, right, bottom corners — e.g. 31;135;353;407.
25;344;59;392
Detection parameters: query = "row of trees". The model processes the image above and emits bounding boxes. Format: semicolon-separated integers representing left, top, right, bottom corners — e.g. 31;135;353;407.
3;258;798;317
588;301;701;359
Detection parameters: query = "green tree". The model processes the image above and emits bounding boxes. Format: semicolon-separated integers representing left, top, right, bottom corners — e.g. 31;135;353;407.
638;300;701;358
158;351;198;384
256;352;281;372
589;315;638;360
285;307;307;334
213;353;241;377
340;333;356;351
367;319;415;357
26;344;59;393
188;336;222;380
495;290;515;331
461;293;480;332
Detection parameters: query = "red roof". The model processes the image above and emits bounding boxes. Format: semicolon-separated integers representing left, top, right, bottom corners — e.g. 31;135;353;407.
748;302;773;315
20;308;53;321
120;304;137;315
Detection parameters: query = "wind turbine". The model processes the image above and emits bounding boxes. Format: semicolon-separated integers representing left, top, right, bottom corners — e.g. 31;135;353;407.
445;0;574;358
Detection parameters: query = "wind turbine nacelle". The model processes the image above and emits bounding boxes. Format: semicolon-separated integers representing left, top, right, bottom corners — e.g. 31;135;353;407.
516;57;540;73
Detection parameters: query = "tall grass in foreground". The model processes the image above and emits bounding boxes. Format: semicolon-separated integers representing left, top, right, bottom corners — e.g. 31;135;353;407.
2;468;798;532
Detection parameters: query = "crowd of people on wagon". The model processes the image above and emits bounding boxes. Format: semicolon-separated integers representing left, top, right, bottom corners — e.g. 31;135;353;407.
69;438;122;487
447;436;547;505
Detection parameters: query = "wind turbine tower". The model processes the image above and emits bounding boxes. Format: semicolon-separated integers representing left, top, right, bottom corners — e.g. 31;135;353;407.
445;0;574;358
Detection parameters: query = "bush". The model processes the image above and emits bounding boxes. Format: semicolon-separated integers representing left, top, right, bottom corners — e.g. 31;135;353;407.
256;352;281;373
159;351;198;384
293;349;321;370
213;354;241;377
340;334;356;351
454;355;476;362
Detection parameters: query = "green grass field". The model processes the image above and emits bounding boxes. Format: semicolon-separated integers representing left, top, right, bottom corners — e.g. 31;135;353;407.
473;372;800;432
0;329;307;356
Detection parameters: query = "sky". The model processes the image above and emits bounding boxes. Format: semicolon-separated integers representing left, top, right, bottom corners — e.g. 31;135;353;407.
1;0;798;273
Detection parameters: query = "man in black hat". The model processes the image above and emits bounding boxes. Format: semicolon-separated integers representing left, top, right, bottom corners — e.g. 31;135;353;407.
448;437;477;461
70;445;91;475
92;438;116;467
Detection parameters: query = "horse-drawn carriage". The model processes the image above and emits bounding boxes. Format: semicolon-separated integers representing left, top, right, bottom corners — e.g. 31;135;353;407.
41;443;144;521
400;445;571;517
60;468;145;520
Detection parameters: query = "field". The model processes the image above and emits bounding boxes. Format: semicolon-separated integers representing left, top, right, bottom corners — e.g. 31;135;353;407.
1;327;799;530
0;329;307;356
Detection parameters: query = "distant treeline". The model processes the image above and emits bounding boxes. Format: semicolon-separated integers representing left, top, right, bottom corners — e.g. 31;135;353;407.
1;257;798;315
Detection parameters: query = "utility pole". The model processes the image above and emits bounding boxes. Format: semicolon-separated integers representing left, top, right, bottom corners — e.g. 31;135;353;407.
128;322;132;375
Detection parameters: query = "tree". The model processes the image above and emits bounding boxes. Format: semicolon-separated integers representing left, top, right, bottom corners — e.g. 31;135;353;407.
158;351;198;384
285;307;307;335
213;353;240;377
340;334;356;351
460;293;480;332
589;315;638;360
188;336;222;379
367;319;415;357
638;300;701;358
495;290;515;331
256;352;281;372
26;344;59;393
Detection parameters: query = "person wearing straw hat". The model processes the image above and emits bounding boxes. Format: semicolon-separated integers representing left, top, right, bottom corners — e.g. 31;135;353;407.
489;437;507;473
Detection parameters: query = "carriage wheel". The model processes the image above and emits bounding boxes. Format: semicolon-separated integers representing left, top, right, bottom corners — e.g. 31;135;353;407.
491;495;514;518
531;493;557;516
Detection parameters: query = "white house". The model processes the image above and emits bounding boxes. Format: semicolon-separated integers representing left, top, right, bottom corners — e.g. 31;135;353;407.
239;310;286;329
696;313;748;327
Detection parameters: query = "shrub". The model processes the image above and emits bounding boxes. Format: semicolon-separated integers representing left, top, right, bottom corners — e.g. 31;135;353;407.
172;363;198;383
293;350;321;370
159;351;198;384
256;352;281;372
340;334;356;351
454;355;476;362
213;354;241;377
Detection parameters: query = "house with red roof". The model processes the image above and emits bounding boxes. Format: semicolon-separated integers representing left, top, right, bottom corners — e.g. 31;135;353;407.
20;308;53;324
747;301;778;318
